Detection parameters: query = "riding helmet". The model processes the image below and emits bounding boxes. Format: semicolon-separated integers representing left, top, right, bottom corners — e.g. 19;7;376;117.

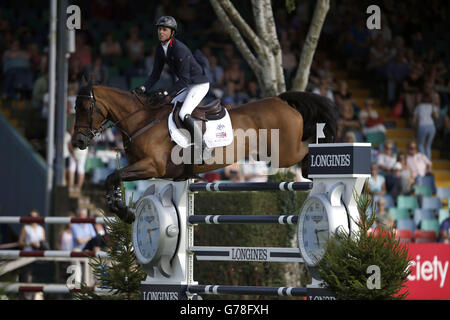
155;16;177;32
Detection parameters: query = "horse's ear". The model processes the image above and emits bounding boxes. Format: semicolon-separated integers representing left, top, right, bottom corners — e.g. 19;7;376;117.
83;71;95;86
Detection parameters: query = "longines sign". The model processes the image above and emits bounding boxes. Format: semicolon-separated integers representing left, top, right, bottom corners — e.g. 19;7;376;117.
308;143;371;176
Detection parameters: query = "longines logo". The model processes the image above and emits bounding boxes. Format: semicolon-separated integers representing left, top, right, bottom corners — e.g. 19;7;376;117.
143;291;179;300
310;154;351;167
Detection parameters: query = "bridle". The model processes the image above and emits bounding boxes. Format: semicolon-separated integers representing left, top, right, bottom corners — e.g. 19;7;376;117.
74;86;166;150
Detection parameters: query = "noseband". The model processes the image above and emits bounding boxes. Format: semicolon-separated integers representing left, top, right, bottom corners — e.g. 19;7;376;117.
74;87;108;140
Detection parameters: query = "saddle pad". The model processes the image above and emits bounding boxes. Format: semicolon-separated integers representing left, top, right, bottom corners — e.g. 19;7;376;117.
168;110;234;149
203;109;233;148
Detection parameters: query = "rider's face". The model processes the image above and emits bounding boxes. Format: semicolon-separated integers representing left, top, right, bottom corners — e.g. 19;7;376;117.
158;26;172;43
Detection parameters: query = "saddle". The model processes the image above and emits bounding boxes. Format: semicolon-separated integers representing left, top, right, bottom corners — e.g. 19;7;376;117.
172;99;226;133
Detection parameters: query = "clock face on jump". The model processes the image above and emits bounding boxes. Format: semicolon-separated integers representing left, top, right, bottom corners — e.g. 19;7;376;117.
299;197;329;265
136;201;160;261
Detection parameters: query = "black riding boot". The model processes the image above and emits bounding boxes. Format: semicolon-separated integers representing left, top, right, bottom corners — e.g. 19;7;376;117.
183;114;204;164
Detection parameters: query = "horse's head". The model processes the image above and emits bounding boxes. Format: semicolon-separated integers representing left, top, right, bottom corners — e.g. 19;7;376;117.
72;82;108;150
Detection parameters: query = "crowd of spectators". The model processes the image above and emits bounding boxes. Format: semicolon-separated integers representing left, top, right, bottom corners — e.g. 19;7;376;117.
0;1;449;239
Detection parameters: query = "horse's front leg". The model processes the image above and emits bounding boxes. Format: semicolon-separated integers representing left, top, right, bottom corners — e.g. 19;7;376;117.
105;158;167;224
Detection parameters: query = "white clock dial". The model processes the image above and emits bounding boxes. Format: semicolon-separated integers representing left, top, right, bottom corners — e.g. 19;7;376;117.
298;196;330;266
136;201;160;261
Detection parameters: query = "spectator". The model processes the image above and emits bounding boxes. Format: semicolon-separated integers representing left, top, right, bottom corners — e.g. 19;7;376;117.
69;57;84;85
242;80;261;103
18;209;47;300
57;213;74;282
397;153;415;194
386;50;410;105
413;91;439;160
377;140;397;173
71;208;97;251
71;34;92;68
241;158;268;183
209;55;225;98
359;98;386;136
402;67;423;118
68;144;88;193
223;162;244;182
18;209;47;251
444;106;450;142
26;42;42;78
83;55;109;85
333;80;352;110
374;197;395;230
223;59;245;93
31;71;48;110
385;162;411;199
439;217;450;244
219;43;238;70
367;36;390;80
125;26;145;67
83;210;107;252
405;141;432;179
2;39;33;99
281;40;297;85
368;163;386;197
339;100;360;135
317;59;335;84
313;77;334;102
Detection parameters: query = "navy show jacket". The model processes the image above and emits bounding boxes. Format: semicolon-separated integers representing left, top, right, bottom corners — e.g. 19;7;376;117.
143;38;210;96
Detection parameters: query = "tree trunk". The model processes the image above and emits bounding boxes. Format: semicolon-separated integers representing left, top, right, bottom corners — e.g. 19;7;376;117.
210;0;284;97
210;0;329;96
291;0;330;92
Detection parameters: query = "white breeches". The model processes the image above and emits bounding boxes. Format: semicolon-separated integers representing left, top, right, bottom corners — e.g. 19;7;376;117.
171;82;210;120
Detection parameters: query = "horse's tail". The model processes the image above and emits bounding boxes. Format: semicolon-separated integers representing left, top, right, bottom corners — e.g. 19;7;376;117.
278;91;338;143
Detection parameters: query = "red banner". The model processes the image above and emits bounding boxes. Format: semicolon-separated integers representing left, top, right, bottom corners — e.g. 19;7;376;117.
402;243;450;300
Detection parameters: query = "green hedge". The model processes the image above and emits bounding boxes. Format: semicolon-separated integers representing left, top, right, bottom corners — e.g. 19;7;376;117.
193;188;308;299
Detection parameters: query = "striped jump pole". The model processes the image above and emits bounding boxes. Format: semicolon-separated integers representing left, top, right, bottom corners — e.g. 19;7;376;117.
0;216;113;224
187;285;307;297
0;284;115;294
188;215;298;225
0;250;108;259
189;181;313;192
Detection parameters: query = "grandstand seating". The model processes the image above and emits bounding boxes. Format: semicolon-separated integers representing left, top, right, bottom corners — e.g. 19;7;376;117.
413;185;433;197
414;230;437;243
439;209;450;225
421;196;443;210
395;229;412;242
414;208;437;227
397;196;419;211
420;219;440;237
389;207;411;221
396;219;416;235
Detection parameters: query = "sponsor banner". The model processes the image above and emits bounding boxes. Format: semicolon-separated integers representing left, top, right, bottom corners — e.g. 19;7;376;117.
308;143;371;176
141;284;188;300
403;243;450;300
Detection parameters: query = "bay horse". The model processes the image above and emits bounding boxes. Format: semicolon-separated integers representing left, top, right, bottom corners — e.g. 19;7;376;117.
72;83;338;223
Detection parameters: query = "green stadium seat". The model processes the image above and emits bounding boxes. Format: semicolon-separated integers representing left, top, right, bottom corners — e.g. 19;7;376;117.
365;132;385;148
397;196;419;210
413;185;433;197
420;219;440;237
439;209;449;225
389;207;411;221
85;157;105;174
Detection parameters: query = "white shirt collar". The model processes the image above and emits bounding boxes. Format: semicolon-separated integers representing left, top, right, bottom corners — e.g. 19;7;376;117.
162;41;170;56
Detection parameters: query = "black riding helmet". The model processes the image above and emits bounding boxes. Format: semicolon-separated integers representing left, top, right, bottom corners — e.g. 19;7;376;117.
155;16;177;33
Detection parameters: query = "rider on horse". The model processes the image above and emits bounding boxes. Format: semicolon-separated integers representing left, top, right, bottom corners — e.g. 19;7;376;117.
133;16;210;160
